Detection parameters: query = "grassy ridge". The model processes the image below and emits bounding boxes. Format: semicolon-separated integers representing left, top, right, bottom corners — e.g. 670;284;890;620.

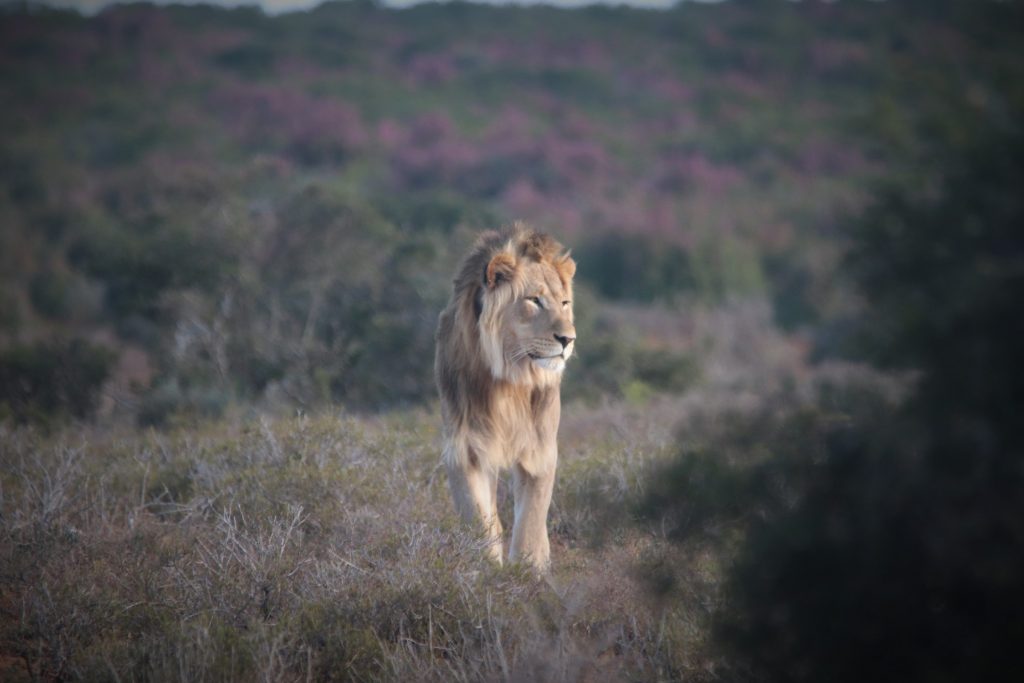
0;300;902;680
0;409;709;681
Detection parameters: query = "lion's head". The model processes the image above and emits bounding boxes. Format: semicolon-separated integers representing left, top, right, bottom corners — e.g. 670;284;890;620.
442;224;576;389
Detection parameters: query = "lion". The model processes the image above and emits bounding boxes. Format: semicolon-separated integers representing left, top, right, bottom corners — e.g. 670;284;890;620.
435;223;577;571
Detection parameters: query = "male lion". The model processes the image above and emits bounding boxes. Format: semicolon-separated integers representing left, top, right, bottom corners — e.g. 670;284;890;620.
435;224;576;571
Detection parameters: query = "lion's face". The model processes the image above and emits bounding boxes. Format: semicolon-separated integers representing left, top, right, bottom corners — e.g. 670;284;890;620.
506;259;576;373
479;248;576;385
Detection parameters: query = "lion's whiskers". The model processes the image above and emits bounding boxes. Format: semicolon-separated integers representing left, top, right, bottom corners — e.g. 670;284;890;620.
507;346;532;364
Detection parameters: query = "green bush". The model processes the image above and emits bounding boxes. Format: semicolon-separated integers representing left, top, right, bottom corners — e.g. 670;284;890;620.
566;335;700;402
136;380;230;428
28;269;70;319
68;218;239;321
646;125;1024;683
0;338;114;423
576;233;695;302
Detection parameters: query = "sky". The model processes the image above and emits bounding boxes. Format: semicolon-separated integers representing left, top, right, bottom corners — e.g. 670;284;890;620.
32;0;689;15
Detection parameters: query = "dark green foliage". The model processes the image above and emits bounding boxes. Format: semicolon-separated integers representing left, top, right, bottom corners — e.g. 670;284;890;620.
563;335;632;400
849;130;1024;429
213;43;276;78
0;338;114;423
222;183;448;409
646;126;1024;682
565;336;700;402
577;233;695;303
378;192;497;234
719;417;1024;682
641;410;829;545
68;219;239;320
136;380;229;428
763;251;819;331
633;347;700;394
28;269;70;319
0;290;19;331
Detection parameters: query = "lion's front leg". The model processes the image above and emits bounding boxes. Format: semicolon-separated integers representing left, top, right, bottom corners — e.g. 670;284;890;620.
509;457;556;571
445;442;503;564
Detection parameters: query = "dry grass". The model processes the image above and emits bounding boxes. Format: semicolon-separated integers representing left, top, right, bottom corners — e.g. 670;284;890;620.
0;303;899;681
0;406;720;682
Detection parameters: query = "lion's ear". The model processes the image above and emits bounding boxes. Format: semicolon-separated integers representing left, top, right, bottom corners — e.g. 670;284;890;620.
558;253;576;281
484;252;517;289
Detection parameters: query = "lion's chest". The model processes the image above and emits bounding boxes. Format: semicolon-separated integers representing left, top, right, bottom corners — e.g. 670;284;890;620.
481;387;558;473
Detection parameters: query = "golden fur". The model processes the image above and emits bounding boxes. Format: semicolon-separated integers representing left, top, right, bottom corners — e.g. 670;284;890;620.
435;223;576;570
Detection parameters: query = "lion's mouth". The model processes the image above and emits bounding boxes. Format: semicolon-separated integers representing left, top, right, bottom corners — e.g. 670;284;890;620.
528;352;563;360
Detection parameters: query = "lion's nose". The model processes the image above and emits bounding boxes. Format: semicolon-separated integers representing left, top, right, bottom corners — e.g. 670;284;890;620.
554;334;575;349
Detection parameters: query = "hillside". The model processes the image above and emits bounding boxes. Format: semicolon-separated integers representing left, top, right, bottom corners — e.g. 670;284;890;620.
2;0;1022;422
1;326;911;681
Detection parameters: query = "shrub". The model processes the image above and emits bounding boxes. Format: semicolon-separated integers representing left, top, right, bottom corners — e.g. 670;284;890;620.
136;380;229;428
0;338;114;424
28;269;71;319
645;125;1024;683
576;233;695;303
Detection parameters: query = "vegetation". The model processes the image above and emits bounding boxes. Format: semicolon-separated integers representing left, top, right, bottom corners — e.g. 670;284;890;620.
3;0;1022;422
730;126;1023;683
641;113;1024;683
1;0;1022;680
1;307;903;681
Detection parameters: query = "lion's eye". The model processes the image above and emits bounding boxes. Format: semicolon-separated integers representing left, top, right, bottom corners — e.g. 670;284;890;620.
562;300;571;308
527;296;543;308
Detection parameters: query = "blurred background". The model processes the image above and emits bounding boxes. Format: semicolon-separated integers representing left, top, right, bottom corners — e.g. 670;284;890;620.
7;0;1020;426
1;1;1022;680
